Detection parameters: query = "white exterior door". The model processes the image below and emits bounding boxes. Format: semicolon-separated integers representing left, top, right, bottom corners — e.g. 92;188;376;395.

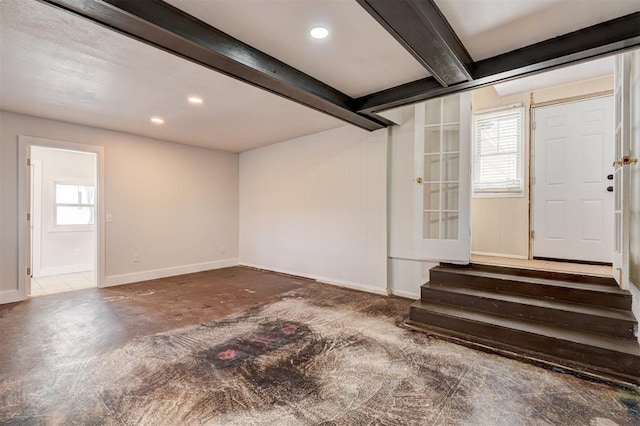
533;96;614;263
414;93;472;263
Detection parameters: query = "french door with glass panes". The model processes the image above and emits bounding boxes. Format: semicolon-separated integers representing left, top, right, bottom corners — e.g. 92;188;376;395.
414;93;472;262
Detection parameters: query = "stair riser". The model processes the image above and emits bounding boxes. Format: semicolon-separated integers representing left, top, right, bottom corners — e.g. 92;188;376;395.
409;307;640;383
460;264;618;286
422;287;636;340
429;270;632;310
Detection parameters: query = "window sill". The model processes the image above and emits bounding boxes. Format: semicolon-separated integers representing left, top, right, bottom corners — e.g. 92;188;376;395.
473;191;525;199
50;225;96;233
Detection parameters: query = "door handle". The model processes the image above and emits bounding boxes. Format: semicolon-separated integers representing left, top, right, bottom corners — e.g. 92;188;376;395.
416;177;424;184
607;186;613;192
614;157;639;167
607;174;613;180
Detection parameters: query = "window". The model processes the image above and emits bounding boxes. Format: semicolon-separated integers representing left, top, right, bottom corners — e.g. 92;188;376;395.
55;183;95;226
472;107;524;196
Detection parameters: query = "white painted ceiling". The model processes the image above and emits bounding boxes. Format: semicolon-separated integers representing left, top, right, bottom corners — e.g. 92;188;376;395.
0;0;637;153
493;56;614;97
0;0;347;152
435;0;640;61
165;0;430;98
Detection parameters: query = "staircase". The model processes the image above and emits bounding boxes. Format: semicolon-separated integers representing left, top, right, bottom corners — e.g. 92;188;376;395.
407;263;640;385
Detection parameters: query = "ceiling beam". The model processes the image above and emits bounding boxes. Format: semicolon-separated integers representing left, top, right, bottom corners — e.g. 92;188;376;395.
38;0;388;131
355;12;640;114
356;0;472;87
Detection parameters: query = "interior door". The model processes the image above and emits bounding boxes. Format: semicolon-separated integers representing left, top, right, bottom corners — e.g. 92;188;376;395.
533;96;614;263
629;50;640;290
414;93;471;263
613;53;633;287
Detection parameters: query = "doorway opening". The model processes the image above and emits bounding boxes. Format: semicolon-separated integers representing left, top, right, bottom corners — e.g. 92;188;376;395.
469;59;616;278
29;146;98;296
18;135;105;300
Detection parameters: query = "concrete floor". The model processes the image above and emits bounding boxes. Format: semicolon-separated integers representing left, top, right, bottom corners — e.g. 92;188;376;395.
0;267;638;425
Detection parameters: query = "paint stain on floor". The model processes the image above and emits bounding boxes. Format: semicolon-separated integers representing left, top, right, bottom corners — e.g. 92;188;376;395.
1;272;638;425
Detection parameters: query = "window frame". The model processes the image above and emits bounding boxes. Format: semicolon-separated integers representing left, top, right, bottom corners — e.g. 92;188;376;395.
472;106;525;198
53;180;96;231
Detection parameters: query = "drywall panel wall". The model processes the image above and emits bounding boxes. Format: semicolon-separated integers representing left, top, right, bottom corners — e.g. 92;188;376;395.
31;146;95;276
0;111;239;300
471;76;614;258
239;125;387;294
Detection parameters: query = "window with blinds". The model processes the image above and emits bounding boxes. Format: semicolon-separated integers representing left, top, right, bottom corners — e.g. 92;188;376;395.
472;107;524;196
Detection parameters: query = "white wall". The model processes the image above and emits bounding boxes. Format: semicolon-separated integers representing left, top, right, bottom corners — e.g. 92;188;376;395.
239;125;388;294
239;109;435;300
0;111;239;303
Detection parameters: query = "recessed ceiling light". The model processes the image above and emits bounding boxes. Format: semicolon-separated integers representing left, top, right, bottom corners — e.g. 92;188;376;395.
150;117;164;124
188;96;203;105
310;27;329;40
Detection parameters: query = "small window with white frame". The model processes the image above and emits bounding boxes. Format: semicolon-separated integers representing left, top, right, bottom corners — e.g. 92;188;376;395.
54;182;95;227
472;106;525;197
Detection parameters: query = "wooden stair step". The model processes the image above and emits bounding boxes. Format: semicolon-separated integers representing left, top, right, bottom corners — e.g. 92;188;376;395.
409;300;640;384
429;266;632;310
422;283;637;339
455;263;617;286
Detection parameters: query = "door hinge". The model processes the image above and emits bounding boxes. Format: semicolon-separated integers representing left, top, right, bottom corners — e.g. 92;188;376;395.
531;230;535;239
27;213;30;221
532;121;536;130
27;267;31;276
27;158;31;166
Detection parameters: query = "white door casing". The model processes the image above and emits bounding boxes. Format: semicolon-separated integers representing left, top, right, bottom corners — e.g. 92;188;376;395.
533;96;614;263
26;145;32;296
17;135;105;301
414;93;472;263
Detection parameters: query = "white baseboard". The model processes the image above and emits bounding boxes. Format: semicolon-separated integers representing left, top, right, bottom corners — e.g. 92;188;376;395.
387;289;420;300
102;258;239;288
239;262;389;296
0;289;25;305
36;263;93;278
471;251;529;260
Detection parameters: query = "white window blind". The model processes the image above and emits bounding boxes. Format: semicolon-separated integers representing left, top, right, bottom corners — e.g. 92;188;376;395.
473;107;524;196
55;183;95;226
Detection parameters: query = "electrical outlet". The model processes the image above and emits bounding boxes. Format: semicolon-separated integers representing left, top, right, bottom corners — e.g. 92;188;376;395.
220;246;227;254
106;213;113;223
133;253;140;263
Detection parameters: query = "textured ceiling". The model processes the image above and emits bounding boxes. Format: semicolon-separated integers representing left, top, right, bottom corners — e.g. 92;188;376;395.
165;0;430;98
493;57;614;97
435;0;640;61
0;0;346;152
0;0;636;153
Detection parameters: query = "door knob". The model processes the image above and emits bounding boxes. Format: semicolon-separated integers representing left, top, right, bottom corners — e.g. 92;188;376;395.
416;177;424;184
607;174;613;180
607;186;613;192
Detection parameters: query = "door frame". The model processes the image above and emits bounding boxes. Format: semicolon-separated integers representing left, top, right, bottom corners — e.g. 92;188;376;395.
31;159;43;278
528;91;614;262
17;135;105;299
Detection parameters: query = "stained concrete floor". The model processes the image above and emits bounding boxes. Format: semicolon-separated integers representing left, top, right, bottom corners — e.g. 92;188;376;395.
0;267;638;425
